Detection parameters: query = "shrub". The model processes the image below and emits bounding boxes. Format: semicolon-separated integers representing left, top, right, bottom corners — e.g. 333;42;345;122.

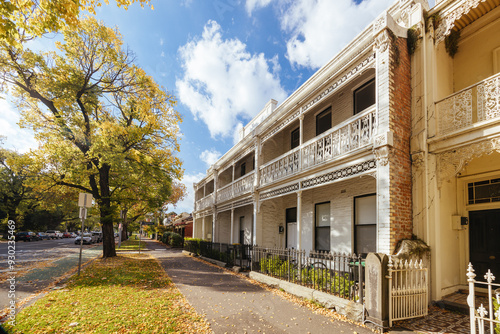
162;231;174;244
184;238;202;255
169;233;183;247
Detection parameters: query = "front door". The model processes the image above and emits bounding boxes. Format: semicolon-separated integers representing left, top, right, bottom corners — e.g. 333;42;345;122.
469;209;500;281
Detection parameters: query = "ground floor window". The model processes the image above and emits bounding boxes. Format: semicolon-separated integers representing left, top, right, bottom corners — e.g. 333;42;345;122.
354;194;376;256
315;202;330;251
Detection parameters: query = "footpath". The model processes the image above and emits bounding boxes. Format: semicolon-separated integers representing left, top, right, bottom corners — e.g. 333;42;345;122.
0;246;102;313
146;239;374;334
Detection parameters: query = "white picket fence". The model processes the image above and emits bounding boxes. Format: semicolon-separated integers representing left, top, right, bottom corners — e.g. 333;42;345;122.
387;256;428;327
467;263;500;334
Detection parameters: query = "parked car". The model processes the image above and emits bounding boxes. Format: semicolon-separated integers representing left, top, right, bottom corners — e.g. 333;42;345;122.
36;232;50;240
70;232;77;238
46;230;63;239
91;231;103;243
15;232;38;242
75;233;93;245
62;232;72;238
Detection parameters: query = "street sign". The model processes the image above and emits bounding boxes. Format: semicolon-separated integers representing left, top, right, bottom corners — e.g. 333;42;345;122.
141;221;155;225
78;193;93;208
79;207;87;219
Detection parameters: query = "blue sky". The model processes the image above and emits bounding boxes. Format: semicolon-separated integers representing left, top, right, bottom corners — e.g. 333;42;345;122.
1;0;434;213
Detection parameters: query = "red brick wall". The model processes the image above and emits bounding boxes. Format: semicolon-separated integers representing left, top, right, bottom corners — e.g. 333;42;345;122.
389;35;413;252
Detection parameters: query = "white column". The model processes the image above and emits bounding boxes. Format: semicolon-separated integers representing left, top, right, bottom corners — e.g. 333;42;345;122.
253;196;258;245
297;190;302;250
212;210;216;242
254;136;261;188
202;216;206;240
230;208;234;244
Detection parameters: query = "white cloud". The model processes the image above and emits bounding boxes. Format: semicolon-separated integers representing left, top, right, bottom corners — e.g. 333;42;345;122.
246;0;272;15
200;148;222;167
0;98;38;153
280;0;393;69
176;20;287;138
174;172;205;214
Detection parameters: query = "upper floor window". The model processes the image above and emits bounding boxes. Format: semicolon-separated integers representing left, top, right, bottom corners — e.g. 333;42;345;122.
240;163;246;177
291;127;300;149
316;107;332;136
354;78;375;115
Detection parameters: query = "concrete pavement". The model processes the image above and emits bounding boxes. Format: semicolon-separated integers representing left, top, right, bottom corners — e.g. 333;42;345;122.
147;239;374;334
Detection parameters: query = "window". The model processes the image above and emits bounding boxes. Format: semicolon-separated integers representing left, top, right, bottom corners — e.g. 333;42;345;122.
353;78;375;114
240;163;246;177
291;128;300;149
468;179;500;204
354;194;376;255
316;107;332;136
315;202;330;251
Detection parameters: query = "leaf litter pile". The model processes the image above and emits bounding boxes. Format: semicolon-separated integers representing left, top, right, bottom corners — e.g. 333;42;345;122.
4;253;210;333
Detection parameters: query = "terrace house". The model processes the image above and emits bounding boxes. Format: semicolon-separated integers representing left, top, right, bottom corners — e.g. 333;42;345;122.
192;0;427;259
411;0;500;301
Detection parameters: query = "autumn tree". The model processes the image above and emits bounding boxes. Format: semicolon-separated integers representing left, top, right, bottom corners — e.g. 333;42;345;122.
0;17;183;257
0;0;151;47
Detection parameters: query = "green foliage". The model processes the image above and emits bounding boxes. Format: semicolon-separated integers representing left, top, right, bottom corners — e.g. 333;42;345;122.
1;17;184;257
169;233;183;247
445;30;460;58
494;297;500;334
184;238;202;254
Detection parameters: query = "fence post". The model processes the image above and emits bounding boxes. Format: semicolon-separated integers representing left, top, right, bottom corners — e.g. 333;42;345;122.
358;254;364;304
467;262;477;334
365;253;389;328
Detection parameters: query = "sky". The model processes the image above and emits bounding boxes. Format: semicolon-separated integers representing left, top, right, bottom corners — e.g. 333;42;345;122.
1;0;434;214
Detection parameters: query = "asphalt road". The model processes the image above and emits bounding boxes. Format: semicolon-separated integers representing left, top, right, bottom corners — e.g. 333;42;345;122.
0;237;98;271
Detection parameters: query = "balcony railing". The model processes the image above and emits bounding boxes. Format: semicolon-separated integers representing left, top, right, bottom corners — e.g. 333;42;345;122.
436;72;500;136
216;171;255;203
195;193;213;211
259;148;300;186
302;107;376;170
259;107;376;187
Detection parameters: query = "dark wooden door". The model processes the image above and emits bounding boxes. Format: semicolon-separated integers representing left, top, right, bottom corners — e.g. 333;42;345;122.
469;209;500;282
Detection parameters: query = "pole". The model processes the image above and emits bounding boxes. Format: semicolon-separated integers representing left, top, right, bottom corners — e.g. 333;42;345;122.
77;208;85;276
139;224;142;254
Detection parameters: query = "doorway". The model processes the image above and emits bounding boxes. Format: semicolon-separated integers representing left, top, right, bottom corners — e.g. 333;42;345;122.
286;207;297;249
469;209;500;282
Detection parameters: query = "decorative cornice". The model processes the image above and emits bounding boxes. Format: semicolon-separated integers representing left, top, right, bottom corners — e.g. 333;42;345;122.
374;146;392;166
374;30;391;53
435;0;488;44
262;110;301;143
260;183;300;201
302;53;376;114
437;137;500;185
301;160;377;189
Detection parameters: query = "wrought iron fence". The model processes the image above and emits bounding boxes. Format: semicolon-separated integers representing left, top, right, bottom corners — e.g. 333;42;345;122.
467;263;500;334
184;240;252;270
251;246;364;302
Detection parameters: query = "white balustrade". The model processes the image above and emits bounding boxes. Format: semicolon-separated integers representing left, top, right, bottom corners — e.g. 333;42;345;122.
217;183;233;203
196;193;213;211
233;171;254;197
259;148;300;186
301;108;376;170
436;72;500;136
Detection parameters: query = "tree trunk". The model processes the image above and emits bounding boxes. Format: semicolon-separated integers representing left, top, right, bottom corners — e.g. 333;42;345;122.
121;222;128;241
99;164;116;258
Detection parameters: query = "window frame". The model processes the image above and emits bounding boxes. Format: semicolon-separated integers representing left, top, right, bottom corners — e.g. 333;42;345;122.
314;201;331;251
353;193;377;256
353;78;376;115
315;107;332;136
291;127;300;149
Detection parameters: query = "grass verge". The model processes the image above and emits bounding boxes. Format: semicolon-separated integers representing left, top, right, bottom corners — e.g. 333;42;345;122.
4;254;210;333
117;238;146;251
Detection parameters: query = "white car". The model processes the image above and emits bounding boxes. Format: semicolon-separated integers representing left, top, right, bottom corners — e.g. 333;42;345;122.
75;233;93;245
46;230;63;239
